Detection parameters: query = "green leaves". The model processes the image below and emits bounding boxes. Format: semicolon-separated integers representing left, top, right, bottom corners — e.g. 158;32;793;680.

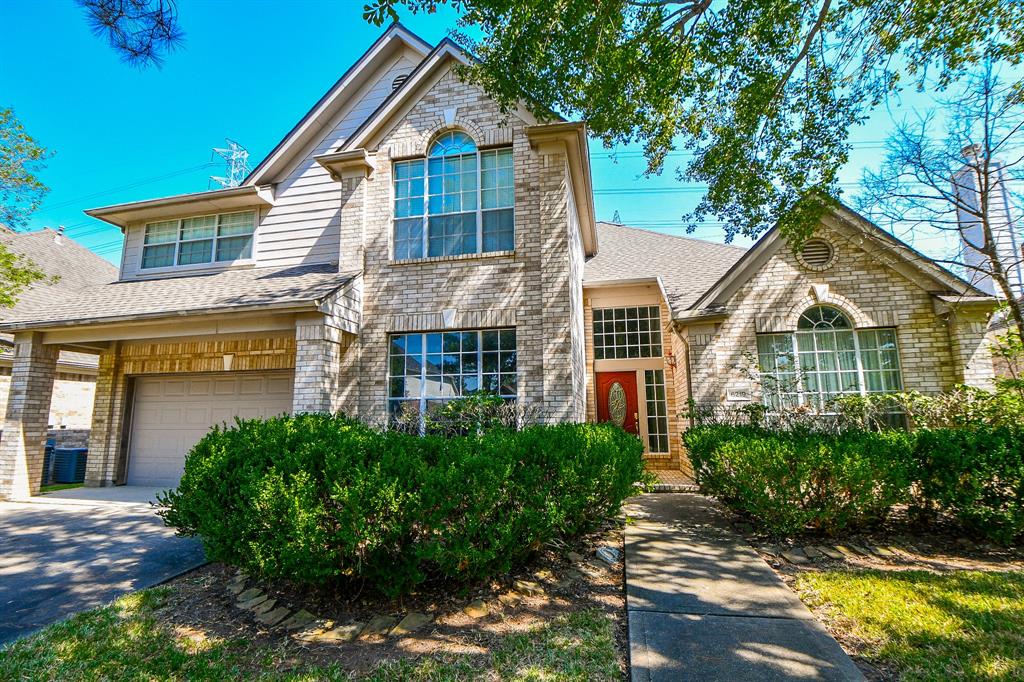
364;0;1023;243
158;414;644;597
685;421;1024;543
0;106;50;230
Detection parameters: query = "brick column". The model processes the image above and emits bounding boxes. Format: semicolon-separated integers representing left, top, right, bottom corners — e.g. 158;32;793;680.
0;332;58;500
535;145;580;424
85;343;125;487
293;318;342;414
947;312;996;389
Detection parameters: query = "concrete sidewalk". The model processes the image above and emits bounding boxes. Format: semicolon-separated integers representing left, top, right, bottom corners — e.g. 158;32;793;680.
624;494;864;681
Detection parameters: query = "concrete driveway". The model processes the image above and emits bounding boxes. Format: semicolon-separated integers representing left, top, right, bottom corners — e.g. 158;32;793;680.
0;487;205;646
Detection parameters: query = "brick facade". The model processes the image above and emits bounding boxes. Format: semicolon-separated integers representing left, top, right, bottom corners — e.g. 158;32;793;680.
684;227;993;412
347;68;587;424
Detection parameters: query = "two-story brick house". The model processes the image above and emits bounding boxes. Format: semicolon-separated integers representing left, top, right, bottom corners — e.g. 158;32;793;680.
0;24;995;498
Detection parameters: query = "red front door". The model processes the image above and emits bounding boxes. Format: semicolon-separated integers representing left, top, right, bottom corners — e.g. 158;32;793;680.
596;371;639;434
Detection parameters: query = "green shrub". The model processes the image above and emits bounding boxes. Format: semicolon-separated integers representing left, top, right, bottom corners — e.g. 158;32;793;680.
157;414;644;596
684;424;915;534
912;427;1024;544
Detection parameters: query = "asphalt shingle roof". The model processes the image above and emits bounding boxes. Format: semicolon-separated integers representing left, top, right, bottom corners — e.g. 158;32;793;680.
0;260;358;329
585;222;748;315
0;228;120;366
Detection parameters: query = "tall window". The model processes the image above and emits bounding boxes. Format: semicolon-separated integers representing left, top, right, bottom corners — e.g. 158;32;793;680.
142;211;255;269
644;369;670;453
393;131;514;260
387;328;517;418
593;306;663;359
757;305;903;409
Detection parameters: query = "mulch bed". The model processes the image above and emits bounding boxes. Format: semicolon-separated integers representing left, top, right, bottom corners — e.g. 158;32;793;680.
151;518;629;678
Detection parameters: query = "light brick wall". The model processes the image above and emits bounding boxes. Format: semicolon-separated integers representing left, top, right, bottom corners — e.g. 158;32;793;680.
684;226;992;409
0;371;96;430
351;68;586;424
948;314;996;388
84;335;296;487
0;332;58;499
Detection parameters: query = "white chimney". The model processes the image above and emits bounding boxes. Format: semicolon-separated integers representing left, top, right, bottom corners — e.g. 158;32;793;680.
953;145;1023;298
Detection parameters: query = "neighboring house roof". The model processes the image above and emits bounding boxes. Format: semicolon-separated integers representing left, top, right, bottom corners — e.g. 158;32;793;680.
585;222;748;314
0;262;359;330
0;228;119;368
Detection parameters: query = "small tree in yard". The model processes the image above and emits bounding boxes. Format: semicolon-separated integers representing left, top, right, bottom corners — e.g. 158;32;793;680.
858;67;1024;367
0;107;50;307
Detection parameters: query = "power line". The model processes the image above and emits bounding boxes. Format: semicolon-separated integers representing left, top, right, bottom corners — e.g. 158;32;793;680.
43;163;217;211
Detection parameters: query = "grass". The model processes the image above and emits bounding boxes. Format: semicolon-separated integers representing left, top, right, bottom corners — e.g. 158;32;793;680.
796;569;1024;681
38;482;83;493
0;588;620;681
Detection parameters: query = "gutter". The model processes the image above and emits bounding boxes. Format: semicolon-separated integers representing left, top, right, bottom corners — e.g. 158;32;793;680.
0;300;323;333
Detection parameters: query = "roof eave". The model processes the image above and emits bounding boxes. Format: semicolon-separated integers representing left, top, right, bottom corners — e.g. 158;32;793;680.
341;40;469;153
0;299;322;333
85;185;274;230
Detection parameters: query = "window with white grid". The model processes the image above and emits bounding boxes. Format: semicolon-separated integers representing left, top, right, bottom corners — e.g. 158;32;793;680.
644;369;670;453
141;211;255;269
387;328;517;419
757;305;903;410
392;130;514;260
592;306;663;359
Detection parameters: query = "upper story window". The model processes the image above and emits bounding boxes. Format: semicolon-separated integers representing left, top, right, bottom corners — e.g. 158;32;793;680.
593;306;663;359
393;130;514;260
141;211;255;269
757;305;903;410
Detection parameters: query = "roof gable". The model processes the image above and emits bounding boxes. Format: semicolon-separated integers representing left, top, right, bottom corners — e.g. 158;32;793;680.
244;23;432;186
689;202;991;313
341;38;548;153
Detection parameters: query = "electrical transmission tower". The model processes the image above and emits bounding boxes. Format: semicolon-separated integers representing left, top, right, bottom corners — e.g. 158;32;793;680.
209;138;251;189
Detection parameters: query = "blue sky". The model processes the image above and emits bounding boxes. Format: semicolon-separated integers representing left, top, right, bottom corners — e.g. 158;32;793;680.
0;1;964;264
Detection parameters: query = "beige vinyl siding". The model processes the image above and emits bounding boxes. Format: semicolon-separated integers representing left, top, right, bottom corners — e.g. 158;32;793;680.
119;49;422;279
257;52;422;269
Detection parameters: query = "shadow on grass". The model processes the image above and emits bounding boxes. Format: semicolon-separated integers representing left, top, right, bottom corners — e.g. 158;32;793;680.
0;587;620;682
797;569;1024;681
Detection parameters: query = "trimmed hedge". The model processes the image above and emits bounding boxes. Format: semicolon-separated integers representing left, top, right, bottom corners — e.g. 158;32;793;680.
158;414;644;596
684;425;915;534
913;427;1024;545
685;423;1024;543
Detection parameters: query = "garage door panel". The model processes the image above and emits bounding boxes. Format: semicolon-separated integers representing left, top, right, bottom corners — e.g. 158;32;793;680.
239;377;265;394
163;380;186;397
188;379;212;396
127;372;293;487
213;379;237;395
267;377;292;395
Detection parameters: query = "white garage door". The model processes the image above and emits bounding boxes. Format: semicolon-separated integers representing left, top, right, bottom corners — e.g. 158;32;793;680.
126;372;293;487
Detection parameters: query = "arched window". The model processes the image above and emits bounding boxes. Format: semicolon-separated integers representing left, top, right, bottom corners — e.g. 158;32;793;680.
392;129;514;259
757;305;903;409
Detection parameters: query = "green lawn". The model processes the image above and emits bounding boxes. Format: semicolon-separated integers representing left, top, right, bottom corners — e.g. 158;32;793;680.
38;482;83;493
0;588;620;681
796;569;1024;681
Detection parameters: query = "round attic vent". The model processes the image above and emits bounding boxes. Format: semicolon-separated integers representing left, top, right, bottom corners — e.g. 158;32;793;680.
799;238;835;270
392;74;409;91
